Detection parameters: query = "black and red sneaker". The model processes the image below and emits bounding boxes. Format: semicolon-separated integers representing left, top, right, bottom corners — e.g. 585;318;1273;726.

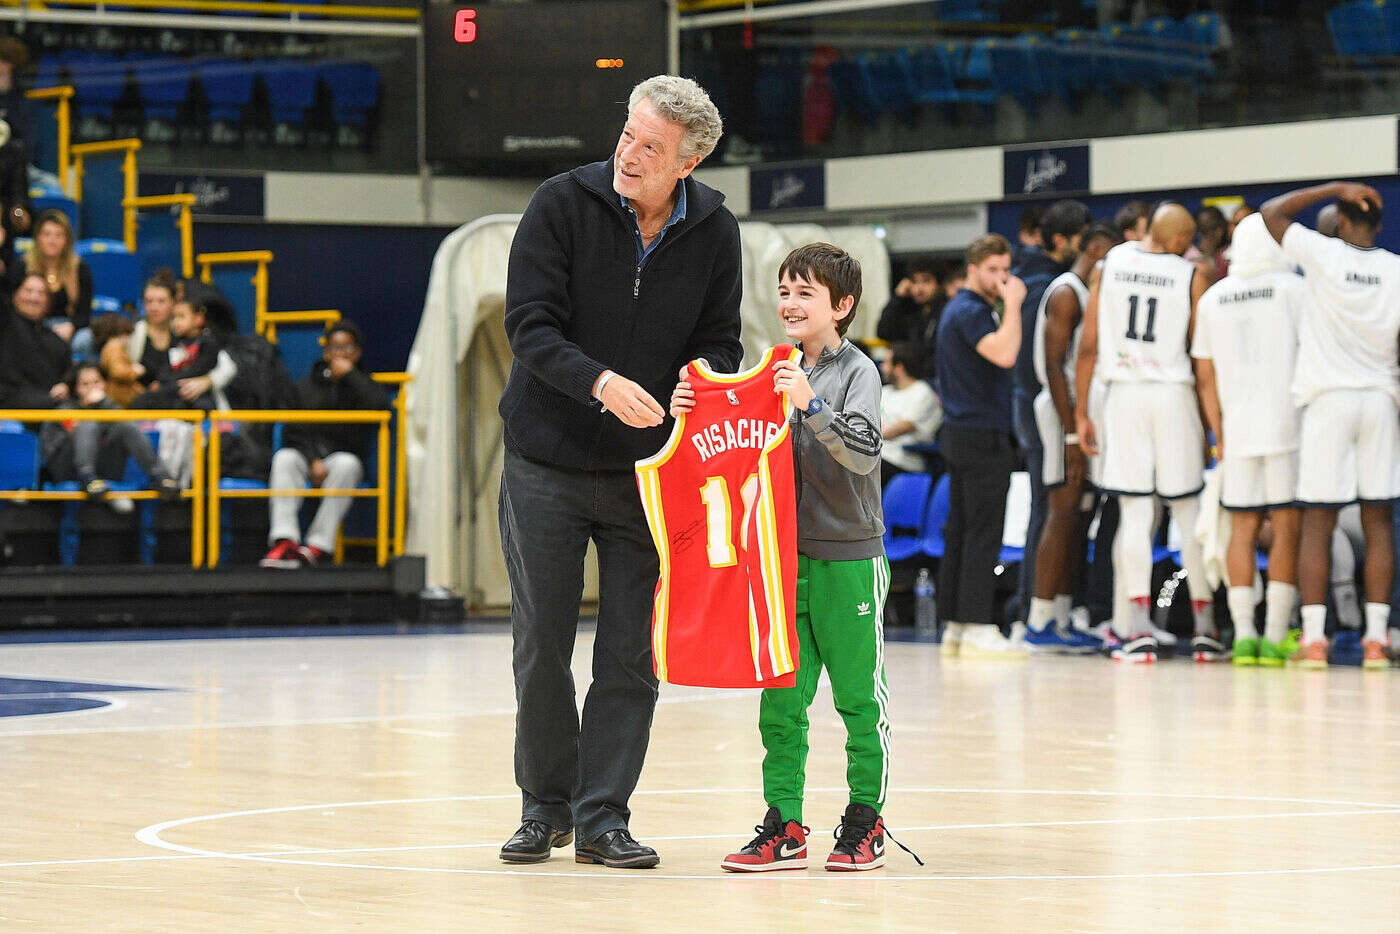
826;803;885;871
720;807;808;872
297;544;328;567
260;539;303;569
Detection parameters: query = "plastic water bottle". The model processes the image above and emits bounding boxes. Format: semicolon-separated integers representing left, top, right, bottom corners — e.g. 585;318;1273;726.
914;568;937;642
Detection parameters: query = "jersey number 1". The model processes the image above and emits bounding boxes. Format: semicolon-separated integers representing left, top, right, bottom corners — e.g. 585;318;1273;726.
1125;294;1158;343
699;475;760;568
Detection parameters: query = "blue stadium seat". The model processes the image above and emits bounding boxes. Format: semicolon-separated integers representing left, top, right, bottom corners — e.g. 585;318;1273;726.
1185;12;1225;50
982;36;1050;105
133;59;194;122
0;430;39;491
919;474;953;560
1329;1;1388;58
753;51;803;154
900;47;962;105
200;59;256;124
78;154;126;242
318;61;380;130
78;239;143;312
937;0;996;23
828;57;881;127
275;325;328;383
882;472;933;562
263;59;318;130
67;53;128;120
862;52;915;115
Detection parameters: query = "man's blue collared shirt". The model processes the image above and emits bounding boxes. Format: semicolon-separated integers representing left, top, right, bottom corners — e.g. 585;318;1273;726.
621;181;686;269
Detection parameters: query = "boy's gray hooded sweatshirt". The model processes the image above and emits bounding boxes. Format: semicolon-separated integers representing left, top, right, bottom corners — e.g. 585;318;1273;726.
791;339;885;560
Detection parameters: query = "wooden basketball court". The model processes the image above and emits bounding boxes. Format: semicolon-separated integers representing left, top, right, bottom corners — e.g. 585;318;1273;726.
1;627;1397;930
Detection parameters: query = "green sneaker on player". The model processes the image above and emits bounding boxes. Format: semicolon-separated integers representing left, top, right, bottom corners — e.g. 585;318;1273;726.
1232;637;1259;666
1258;631;1300;668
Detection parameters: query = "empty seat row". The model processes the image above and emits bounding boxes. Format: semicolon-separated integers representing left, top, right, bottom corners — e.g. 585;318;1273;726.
1327;0;1400;58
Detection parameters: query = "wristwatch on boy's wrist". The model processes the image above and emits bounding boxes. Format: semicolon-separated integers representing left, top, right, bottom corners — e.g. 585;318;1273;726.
804;397;824;416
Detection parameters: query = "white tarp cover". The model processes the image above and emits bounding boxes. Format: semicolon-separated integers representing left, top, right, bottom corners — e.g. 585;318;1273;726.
406;215;890;602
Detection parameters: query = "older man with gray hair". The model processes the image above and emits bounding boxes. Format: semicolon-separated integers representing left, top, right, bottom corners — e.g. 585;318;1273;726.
497;75;743;869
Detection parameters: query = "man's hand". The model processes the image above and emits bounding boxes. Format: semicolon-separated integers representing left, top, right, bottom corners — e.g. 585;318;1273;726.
998;274;1027;308
894;277;913;298
177;375;213;402
1064;441;1087;488
49;382;68;400
598;372;665;428
670;364;695;417
772;357;814;411
51;321;74;343
327;356;355;379
1338;182;1383;212
1076;413;1097;456
309;458;328;488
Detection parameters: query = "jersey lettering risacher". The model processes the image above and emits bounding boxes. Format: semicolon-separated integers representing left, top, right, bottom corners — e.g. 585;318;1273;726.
635;346;800;689
1097;241;1196;385
1032;270;1091;398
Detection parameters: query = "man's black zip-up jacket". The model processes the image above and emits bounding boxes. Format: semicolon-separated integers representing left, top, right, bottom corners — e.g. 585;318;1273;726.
500;159;744;472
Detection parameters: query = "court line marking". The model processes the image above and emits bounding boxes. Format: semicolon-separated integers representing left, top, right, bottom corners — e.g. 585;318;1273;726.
0;690;750;737
129;788;1400;882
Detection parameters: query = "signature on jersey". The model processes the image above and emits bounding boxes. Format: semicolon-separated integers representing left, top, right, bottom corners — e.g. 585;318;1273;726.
673;520;703;554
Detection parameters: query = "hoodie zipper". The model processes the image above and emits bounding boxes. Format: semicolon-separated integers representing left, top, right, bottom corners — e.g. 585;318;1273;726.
791;341;845;509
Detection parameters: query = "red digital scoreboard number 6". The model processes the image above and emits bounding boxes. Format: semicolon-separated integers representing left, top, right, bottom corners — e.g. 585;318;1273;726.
454;8;477;43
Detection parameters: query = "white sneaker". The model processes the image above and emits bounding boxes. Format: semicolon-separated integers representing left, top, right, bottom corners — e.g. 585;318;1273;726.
108;496;134;515
1070;606;1093;633
1008;621;1027;649
958;624;1028;659
1151;625;1178;647
940;622;964;655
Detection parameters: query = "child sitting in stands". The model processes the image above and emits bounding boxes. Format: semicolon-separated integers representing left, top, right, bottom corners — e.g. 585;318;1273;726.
91;313;142;408
131;296;235;410
42;362;181;508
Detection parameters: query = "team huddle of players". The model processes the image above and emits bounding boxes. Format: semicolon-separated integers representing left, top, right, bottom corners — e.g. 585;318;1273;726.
1026;181;1399;668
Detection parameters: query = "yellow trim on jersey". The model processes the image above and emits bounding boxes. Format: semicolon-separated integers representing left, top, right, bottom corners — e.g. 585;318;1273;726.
692;345;783;384
636;468;672;682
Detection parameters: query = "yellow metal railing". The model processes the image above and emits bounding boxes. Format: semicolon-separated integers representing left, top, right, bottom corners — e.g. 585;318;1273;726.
71;138;141;207
43;0;419;19
124;193;196;277
197;250;271;333
26;86;74;195
207;409;392;568
0;409;206;567
337;372;410;562
262;308;340;343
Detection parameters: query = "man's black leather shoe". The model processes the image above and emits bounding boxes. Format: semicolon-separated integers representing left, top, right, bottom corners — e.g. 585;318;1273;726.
499;820;574;863
574;829;660;869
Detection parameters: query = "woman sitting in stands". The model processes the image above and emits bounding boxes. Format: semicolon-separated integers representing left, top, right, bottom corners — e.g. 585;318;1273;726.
129;269;176;387
16;209;93;361
41;361;180;508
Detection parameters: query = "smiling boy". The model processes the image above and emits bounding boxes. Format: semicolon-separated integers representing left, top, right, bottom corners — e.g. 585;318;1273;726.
673;242;912;872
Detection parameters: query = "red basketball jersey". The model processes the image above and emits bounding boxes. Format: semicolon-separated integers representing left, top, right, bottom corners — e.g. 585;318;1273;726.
636;346;800;689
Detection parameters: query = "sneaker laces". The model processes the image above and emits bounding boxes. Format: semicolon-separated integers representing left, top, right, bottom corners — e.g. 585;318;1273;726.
743;819;789;852
831;817;925;867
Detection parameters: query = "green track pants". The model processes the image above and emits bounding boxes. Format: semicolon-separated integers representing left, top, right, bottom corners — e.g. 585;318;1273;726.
759;553;891;824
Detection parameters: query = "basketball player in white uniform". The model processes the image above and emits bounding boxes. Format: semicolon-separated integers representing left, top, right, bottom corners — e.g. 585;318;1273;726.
1191;213;1306;667
1024;223;1121;652
1075;204;1216;663
1262;181;1400;669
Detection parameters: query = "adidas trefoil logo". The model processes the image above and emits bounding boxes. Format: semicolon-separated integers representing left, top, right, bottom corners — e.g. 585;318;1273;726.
857;602;872;616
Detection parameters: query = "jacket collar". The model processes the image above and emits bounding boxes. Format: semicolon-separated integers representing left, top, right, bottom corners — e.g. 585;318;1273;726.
795;338;852;367
571;159;726;230
1012;245;1065;280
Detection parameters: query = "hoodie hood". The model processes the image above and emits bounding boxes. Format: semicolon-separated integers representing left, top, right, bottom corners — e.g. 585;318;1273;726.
1228;213;1287;278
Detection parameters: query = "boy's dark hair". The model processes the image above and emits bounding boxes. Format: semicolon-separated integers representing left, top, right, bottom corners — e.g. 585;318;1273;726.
779;242;864;337
889;341;921;378
1338;196;1382;231
90;312;134;351
1018;204;1043;235
905;255;939;278
1083;222;1122;249
1039;199;1091;249
966;233;1011;267
1114;200;1152;236
66;361;103;393
326;320;364;348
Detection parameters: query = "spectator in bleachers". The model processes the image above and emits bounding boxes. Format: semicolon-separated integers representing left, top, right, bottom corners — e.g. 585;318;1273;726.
876;255;942;372
879;341;941;489
1187;204;1229;281
130;295;232;410
40;361;179;504
0;37;33;149
1013;204;1043;267
1114;200;1151;241
91;313;142;407
130;269;176;387
19;209;93;360
934;234;1025;658
0;271;69;408
261;321;389;569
